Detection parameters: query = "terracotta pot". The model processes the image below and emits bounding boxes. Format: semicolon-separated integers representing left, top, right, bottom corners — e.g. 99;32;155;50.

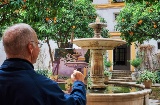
143;80;152;89
104;76;109;82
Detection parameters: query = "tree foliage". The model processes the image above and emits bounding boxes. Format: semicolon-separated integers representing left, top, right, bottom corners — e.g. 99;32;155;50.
0;0;60;34
0;0;109;46
116;1;160;44
40;0;109;46
0;0;109;66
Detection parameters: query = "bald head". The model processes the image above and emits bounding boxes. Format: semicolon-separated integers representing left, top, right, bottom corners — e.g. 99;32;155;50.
2;23;37;59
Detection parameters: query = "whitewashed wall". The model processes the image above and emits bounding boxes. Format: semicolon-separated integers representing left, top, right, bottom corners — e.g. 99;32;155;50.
93;0;109;4
0;39;80;69
0;40;6;65
96;8;121;32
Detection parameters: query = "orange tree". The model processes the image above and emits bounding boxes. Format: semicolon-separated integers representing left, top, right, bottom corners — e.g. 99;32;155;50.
42;0;109;66
0;0;108;45
38;0;109;48
116;0;160;44
0;0;109;65
0;0;60;34
0;0;62;65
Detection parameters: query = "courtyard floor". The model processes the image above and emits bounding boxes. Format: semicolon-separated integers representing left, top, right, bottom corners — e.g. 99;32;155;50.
149;99;160;105
149;83;160;105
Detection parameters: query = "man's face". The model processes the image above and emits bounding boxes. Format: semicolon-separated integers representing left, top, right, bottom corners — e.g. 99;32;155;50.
31;34;40;64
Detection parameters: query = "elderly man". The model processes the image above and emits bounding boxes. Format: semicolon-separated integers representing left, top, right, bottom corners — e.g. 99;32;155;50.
0;23;86;105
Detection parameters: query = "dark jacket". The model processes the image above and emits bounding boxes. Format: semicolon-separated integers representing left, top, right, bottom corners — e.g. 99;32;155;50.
0;58;86;105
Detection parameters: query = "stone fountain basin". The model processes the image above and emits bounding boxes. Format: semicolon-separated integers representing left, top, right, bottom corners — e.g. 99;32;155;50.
65;62;88;68
87;81;151;105
73;38;126;50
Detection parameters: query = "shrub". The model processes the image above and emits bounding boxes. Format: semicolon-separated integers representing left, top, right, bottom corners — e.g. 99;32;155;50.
104;70;112;77
139;70;157;84
129;58;142;68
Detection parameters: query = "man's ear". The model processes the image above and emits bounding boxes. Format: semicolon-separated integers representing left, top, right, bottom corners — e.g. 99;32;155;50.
28;43;33;54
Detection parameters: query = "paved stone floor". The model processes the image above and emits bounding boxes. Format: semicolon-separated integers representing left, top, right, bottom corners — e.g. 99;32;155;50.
149;83;160;105
149;99;160;105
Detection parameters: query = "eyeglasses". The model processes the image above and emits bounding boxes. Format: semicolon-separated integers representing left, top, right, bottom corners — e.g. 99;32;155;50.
31;41;43;48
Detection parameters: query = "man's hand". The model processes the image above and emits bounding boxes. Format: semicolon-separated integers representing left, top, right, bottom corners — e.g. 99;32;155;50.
71;70;84;83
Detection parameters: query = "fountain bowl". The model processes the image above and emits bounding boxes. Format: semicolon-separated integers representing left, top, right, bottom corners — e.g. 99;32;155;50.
87;81;151;105
65;62;88;69
73;38;126;49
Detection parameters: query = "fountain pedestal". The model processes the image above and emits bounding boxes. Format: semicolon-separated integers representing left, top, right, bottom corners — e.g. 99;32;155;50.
90;49;106;89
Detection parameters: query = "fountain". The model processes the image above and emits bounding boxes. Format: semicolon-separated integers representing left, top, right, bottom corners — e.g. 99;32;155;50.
73;17;151;105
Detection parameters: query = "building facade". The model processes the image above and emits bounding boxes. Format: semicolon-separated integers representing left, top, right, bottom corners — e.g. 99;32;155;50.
93;0;137;71
93;0;160;72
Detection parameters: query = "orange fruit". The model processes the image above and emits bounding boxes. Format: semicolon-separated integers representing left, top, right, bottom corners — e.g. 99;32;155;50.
45;17;50;21
53;17;56;21
72;26;76;29
53;17;56;23
154;25;157;28
138;20;143;25
129;31;133;36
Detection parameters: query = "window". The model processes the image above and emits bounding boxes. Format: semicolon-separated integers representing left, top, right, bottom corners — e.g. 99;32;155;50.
114;25;118;31
114;13;119;21
157;42;160;49
113;13;119;31
112;0;125;3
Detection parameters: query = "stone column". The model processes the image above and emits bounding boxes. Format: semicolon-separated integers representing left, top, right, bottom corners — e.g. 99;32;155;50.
90;49;106;89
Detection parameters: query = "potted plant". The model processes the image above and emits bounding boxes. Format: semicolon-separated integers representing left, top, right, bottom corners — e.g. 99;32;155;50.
139;70;157;89
129;58;142;80
104;58;112;71
130;58;142;69
104;70;112;82
155;70;160;83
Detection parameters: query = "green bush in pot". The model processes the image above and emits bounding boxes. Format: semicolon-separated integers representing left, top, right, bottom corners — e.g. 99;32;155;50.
129;58;142;69
129;58;142;80
139;70;157;88
104;70;112;82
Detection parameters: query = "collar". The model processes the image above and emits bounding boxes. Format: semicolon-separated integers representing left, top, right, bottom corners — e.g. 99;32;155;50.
0;58;34;71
